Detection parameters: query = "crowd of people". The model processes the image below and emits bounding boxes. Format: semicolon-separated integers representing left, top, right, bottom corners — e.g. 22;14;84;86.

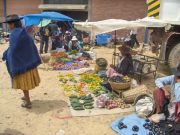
38;21;86;54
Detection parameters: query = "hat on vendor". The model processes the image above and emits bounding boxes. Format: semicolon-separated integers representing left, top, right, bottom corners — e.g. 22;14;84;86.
71;36;78;41
118;44;131;54
2;14;22;23
172;63;180;76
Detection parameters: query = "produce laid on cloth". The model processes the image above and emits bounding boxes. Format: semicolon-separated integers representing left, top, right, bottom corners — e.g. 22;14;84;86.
69;94;94;110
59;72;131;111
96;94;130;110
111;114;166;135
50;51;92;70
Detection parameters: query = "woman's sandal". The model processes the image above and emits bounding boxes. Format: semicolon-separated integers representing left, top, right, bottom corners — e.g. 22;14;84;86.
21;102;32;109
21;97;26;100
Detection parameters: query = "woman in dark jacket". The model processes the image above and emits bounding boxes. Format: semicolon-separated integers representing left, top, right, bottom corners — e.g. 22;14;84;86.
106;45;134;78
2;15;41;109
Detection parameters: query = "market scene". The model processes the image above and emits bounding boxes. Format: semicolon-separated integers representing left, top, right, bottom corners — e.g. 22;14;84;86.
0;0;180;135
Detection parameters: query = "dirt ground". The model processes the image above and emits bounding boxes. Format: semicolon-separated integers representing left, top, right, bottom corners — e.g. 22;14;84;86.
0;44;169;135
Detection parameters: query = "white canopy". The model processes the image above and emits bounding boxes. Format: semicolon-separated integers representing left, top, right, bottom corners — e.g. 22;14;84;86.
74;17;169;36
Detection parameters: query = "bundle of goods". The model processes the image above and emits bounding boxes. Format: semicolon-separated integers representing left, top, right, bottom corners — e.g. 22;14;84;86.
96;94;130;110
69;94;94;111
134;94;155;117
106;99;130;110
122;85;148;103
109;76;131;90
95;58;108;73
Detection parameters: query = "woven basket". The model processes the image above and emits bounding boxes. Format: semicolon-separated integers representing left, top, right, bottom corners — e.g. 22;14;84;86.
122;85;148;103
109;80;131;91
134;94;155;117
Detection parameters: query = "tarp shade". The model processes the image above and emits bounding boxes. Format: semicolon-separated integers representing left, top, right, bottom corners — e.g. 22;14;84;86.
23;11;74;27
74;17;169;36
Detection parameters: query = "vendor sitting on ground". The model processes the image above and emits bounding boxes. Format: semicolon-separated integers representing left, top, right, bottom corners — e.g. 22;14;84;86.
153;63;180;123
68;36;82;52
106;45;134;78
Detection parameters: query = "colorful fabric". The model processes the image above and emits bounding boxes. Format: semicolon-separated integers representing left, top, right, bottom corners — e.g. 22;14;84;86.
12;68;40;90
154;88;165;113
2;28;41;78
175;103;180;123
155;75;180;102
106;67;122;78
154;88;180;122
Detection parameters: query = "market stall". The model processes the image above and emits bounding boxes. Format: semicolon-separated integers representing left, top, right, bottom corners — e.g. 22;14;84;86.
23;11;73;27
49;50;94;71
58;69;137;116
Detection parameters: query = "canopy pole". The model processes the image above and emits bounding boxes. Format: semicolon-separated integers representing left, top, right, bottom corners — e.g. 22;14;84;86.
39;19;48;71
112;30;117;65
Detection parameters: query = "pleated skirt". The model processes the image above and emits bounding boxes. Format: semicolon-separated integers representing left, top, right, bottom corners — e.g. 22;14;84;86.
12;68;40;90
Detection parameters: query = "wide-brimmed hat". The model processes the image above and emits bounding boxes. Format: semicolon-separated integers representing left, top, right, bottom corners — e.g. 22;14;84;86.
2;14;22;23
172;63;180;76
118;45;131;53
71;36;78;41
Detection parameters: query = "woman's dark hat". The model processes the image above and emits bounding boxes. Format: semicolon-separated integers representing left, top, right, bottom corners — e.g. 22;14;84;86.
118;45;131;53
172;63;180;76
2;14;22;23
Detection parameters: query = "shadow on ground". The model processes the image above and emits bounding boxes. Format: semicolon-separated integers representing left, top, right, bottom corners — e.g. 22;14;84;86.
28;100;68;114
0;129;25;135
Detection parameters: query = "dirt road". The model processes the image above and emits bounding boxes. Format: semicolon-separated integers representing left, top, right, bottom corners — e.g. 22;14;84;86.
0;44;168;135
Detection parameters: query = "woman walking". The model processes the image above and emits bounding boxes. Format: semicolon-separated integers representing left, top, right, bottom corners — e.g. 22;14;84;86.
2;14;41;109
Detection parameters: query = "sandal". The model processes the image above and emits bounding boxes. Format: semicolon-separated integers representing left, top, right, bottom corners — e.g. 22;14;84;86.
21;97;26;100
21;102;32;109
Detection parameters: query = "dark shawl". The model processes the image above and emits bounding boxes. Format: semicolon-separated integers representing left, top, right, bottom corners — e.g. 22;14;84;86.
116;54;134;76
2;28;41;78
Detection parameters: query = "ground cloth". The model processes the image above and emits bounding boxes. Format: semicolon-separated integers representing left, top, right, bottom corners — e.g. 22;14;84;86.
111;114;150;135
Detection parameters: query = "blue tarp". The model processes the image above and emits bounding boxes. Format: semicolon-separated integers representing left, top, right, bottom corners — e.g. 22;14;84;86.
23;12;74;27
96;34;112;45
111;114;151;135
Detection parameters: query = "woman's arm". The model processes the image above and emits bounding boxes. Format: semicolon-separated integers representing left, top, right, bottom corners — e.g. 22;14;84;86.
155;75;174;88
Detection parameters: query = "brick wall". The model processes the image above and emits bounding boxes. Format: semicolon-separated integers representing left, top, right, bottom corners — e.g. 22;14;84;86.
90;0;147;21
89;0;147;42
0;0;4;21
6;0;41;16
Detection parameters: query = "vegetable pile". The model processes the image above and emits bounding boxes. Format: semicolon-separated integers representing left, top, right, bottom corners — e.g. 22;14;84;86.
50;51;91;70
69;94;94;111
59;72;131;111
109;76;130;83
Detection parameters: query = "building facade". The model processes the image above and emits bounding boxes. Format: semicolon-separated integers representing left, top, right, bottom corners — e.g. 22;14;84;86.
40;0;88;21
89;0;147;21
0;0;147;21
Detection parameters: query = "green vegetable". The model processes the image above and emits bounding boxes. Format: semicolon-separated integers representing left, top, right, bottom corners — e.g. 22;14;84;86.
73;106;84;110
79;95;86;100
84;105;94;109
84;99;94;104
70;98;80;103
85;97;93;100
71;103;82;108
84;103;93;106
70;95;78;99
